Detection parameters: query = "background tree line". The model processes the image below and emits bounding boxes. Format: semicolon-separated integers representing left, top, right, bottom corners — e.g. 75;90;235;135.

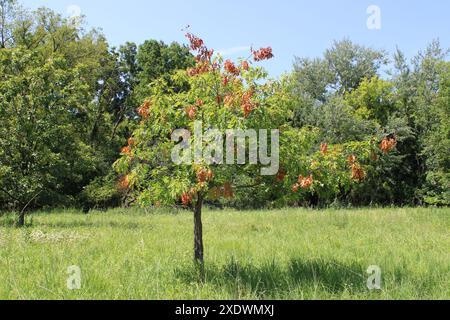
0;0;448;215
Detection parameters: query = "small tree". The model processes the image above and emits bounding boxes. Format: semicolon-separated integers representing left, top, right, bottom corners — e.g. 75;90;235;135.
114;33;291;266
114;33;385;266
0;48;94;224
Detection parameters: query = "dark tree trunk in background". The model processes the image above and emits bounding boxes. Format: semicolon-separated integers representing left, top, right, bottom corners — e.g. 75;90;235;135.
17;211;25;227
15;191;41;228
193;195;204;267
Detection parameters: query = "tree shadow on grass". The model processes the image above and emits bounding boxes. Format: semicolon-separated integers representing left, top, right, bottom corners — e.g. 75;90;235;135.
175;257;390;298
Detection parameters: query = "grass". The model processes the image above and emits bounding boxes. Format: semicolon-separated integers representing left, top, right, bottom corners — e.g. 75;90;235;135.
0;207;448;300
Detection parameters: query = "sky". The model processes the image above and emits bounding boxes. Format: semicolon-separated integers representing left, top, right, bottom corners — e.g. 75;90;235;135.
21;0;449;77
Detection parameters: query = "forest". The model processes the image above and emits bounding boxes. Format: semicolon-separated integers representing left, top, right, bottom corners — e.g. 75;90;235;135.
0;0;448;222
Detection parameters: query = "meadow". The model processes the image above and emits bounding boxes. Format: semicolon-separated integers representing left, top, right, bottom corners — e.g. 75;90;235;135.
0;207;448;300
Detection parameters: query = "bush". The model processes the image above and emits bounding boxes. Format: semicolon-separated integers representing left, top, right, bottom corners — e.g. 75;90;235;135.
80;174;122;210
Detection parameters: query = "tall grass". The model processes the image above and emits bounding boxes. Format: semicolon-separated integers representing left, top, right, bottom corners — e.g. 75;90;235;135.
0;207;448;300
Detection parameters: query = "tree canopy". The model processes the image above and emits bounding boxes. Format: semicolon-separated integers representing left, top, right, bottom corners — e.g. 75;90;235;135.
0;1;448;220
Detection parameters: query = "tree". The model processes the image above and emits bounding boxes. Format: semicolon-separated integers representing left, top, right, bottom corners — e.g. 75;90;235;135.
114;33;380;267
0;0;18;48
344;76;395;126
325;39;388;94
293;39;388;100
114;34;291;267
416;58;450;205
134;40;194;101
0;6;128;215
293;57;334;102
0;48;94;224
292;94;377;145
392;40;449;205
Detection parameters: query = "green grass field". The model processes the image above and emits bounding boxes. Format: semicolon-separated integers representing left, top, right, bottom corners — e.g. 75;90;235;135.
0;207;449;300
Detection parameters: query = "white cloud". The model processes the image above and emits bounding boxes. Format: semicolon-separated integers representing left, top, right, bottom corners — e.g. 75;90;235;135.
216;46;251;57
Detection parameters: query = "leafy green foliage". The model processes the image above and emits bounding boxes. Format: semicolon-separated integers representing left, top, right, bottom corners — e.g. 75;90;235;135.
0;1;448;212
294;39;388;98
419;61;450;205
0;5;122;211
344;76;395;126
80;174;122;210
134;40;195;102
114;42;290;208
291;39;449;206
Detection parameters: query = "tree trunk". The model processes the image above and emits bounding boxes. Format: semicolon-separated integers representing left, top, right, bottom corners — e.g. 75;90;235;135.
15;191;41;228
193;195;204;266
17;211;25;227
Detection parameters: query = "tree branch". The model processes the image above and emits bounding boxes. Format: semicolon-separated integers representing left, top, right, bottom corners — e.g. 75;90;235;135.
20;190;42;215
0;187;21;204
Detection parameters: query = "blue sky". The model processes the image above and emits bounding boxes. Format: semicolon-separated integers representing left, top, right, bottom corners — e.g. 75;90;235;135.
22;0;449;77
